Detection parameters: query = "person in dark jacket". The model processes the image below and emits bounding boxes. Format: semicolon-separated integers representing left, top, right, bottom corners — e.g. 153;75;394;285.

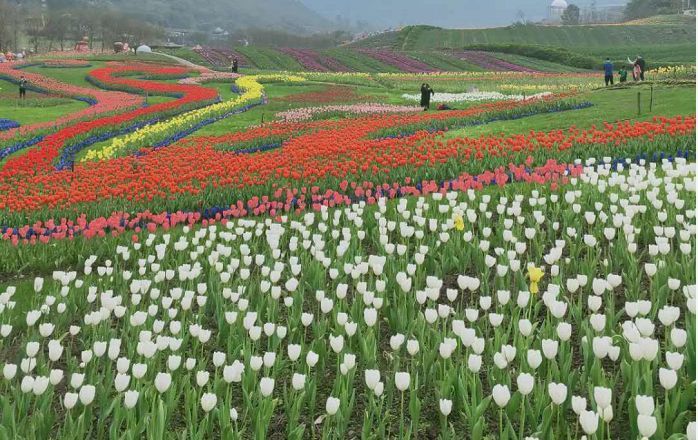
421;83;434;111
232;58;239;73
603;58;614;86
618;67;628;83
18;76;27;99
420;83;428;109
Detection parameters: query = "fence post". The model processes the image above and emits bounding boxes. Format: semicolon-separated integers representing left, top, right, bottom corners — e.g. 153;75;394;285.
649;86;653;112
637;92;641;116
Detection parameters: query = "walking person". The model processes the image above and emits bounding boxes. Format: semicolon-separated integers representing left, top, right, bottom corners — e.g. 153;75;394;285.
603;58;614;86
18;75;27;100
232;57;238;73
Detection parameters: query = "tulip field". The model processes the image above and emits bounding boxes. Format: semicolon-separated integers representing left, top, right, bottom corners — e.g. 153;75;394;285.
0;53;695;439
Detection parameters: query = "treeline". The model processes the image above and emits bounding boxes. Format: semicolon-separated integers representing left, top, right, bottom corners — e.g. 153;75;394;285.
625;0;695;19
0;0;163;53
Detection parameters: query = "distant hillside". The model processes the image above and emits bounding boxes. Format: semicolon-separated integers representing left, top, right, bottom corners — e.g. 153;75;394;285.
46;0;332;34
354;19;696;51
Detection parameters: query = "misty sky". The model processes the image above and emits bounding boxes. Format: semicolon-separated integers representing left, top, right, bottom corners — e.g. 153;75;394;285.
300;0;628;28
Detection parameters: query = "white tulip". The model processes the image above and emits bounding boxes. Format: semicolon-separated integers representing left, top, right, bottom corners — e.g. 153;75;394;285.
114;373;130;392
79;385;96;405
635;395;654;416
439;399;453;416
637;414;657;438
292;373;306;391
394;372;410;391
571;395;587;415
594;386;612;409
492;384;511;408
32;376;50;395
64;392;79;409
306;351;319;368
124;390;139;409
3;364;17;380
326;396;340;415
260;377;275;397
659;368;677;390
200;393;217;412
517;373;534;396
548;382;567;405
579;410;599;435
154;372;172;393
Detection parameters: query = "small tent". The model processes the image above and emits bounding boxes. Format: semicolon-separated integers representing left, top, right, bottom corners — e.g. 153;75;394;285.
136;45;152;54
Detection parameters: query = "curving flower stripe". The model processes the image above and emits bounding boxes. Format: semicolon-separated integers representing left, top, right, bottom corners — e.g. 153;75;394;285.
0;105;692;222
453;51;539;72
0;119;20;132
279;48;350;72
0;64;221;172
401;91;553;103
0;62;143;142
82;74;305;161
356;49;437;73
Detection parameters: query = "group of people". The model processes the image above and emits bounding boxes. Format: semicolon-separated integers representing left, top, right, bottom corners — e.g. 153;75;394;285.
603;55;646;86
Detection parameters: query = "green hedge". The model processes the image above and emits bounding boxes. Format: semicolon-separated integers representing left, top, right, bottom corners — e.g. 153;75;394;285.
462;44;598;70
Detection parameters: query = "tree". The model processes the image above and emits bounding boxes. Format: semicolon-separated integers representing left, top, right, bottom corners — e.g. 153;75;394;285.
625;0;677;19
0;0;19;51
561;4;581;24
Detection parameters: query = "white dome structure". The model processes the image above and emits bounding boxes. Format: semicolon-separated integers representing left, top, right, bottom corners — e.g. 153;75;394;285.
549;0;568;19
136;45;152;54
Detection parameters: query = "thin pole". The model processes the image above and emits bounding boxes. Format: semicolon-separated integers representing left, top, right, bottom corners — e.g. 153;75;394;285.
649;86;653;112
637;92;641;116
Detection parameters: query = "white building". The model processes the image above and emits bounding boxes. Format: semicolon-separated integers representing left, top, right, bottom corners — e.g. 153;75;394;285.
549;0;569;21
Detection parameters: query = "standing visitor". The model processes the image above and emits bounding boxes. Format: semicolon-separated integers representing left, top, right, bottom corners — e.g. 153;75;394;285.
603;58;614;86
232;58;239;73
618;66;627;83
421;84;434;111
628;56;645;81
420;83;428;110
634;55;646;81
18;75;27;100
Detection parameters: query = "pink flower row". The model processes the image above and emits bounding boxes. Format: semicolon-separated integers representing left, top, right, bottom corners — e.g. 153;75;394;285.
276;103;422;122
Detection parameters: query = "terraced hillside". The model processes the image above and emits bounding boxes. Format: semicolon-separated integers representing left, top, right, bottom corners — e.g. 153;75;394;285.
353;17;696;66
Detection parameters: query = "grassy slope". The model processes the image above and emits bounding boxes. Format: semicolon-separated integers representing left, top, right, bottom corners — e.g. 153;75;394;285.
323;48;400;72
393;22;696;50
487;53;588;72
235;47;303;71
444;83;695;138
354;19;696;66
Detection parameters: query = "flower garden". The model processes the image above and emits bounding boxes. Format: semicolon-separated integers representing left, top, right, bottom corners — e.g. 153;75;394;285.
0;52;695;439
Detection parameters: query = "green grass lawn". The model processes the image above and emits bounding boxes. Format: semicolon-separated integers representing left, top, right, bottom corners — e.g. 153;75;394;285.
22;62;106;89
0;80;89;125
443;83;695;138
